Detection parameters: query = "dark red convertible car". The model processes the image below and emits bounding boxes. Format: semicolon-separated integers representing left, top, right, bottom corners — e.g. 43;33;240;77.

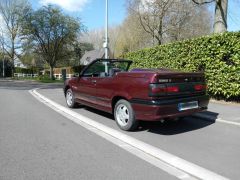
64;59;209;131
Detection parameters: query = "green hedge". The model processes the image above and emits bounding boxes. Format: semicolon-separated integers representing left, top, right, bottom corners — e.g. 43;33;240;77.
15;67;39;74
124;32;240;100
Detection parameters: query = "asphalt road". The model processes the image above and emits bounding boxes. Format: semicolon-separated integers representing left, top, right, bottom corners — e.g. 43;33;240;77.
1;80;240;180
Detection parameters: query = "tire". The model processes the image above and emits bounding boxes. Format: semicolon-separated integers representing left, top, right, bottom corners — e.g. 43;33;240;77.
114;99;139;131
65;88;77;108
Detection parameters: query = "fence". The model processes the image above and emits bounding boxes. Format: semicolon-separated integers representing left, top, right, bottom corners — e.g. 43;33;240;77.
14;73;79;80
14;73;38;78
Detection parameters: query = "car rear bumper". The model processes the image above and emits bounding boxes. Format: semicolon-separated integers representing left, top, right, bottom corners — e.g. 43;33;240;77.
130;95;209;121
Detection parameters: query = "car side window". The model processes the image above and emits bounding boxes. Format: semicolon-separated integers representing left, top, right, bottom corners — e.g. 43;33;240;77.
82;60;131;77
83;61;106;77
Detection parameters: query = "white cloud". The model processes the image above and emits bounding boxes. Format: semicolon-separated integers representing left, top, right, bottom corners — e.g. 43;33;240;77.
39;0;90;12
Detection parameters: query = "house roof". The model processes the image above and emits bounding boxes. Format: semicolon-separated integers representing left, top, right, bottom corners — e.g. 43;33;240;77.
80;49;105;65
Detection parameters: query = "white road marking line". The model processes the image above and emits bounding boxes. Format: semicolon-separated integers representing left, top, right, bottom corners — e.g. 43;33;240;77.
30;88;229;180
216;118;240;127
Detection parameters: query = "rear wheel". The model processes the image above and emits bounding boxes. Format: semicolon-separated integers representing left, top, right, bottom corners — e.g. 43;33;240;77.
65;89;77;108
114;99;139;131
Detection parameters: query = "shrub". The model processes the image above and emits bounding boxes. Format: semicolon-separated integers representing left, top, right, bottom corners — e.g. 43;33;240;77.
38;74;53;81
124;32;240;101
15;67;39;74
72;65;86;74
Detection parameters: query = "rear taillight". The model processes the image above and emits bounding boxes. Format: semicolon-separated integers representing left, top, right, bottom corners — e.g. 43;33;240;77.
167;86;179;93
149;84;179;96
194;84;207;91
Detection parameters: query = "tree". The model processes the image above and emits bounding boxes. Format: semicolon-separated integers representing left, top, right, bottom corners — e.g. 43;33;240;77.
192;0;228;33
128;0;175;45
80;29;105;50
21;5;82;79
73;42;94;64
113;12;152;56
125;0;212;47
166;1;212;41
0;0;30;76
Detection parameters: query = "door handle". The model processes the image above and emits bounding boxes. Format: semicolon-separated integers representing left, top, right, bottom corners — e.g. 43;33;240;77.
92;80;97;83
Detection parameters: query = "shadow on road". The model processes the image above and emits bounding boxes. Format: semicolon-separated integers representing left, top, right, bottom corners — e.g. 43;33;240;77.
75;104;216;135
138;117;215;135
81;106;115;120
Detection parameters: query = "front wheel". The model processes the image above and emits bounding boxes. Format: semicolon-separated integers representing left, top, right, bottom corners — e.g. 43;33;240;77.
114;99;139;131
65;88;77;108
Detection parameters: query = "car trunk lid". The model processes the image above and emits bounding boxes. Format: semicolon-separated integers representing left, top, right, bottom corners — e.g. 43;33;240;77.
149;71;207;97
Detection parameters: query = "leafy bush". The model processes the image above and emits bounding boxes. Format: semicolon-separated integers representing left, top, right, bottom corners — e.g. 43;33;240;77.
72;65;86;74
38;74;53;81
124;32;240;101
15;67;39;74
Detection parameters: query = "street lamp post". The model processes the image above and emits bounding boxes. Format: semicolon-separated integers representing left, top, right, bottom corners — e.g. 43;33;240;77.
104;0;109;73
105;0;108;59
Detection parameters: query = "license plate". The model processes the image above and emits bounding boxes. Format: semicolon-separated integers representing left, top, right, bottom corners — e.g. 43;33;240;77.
178;101;198;111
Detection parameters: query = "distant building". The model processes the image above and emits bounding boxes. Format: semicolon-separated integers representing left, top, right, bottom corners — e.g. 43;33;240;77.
14;58;26;68
80;49;112;65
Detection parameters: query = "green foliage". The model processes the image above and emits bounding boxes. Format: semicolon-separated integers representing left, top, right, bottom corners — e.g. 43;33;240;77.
124;32;240;101
15;67;38;74
72;65;86;74
21;5;83;79
38;74;57;83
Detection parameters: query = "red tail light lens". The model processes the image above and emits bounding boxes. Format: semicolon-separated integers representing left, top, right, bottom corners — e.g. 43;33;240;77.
194;84;207;91
149;84;179;96
167;86;179;93
149;84;166;96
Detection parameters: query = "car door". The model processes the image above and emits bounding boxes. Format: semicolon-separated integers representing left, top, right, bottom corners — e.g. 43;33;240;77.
94;61;131;111
75;76;97;105
94;76;114;110
74;60;105;106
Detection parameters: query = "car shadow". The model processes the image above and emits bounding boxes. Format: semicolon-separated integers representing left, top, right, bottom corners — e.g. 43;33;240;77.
80;106;115;120
199;111;219;119
137;116;215;135
77;105;218;135
138;109;219;135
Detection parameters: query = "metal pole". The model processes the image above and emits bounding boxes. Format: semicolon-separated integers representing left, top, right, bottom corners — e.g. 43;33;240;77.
104;0;109;74
105;0;108;59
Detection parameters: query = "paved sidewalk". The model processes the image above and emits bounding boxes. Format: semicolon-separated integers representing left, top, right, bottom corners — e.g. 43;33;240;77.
194;101;240;123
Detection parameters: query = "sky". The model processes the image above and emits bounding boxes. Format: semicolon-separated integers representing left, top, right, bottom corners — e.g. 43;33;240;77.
16;0;240;32
227;0;240;32
30;0;127;30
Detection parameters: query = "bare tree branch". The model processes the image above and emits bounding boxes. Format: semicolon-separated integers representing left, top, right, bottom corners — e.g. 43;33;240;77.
192;0;215;5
